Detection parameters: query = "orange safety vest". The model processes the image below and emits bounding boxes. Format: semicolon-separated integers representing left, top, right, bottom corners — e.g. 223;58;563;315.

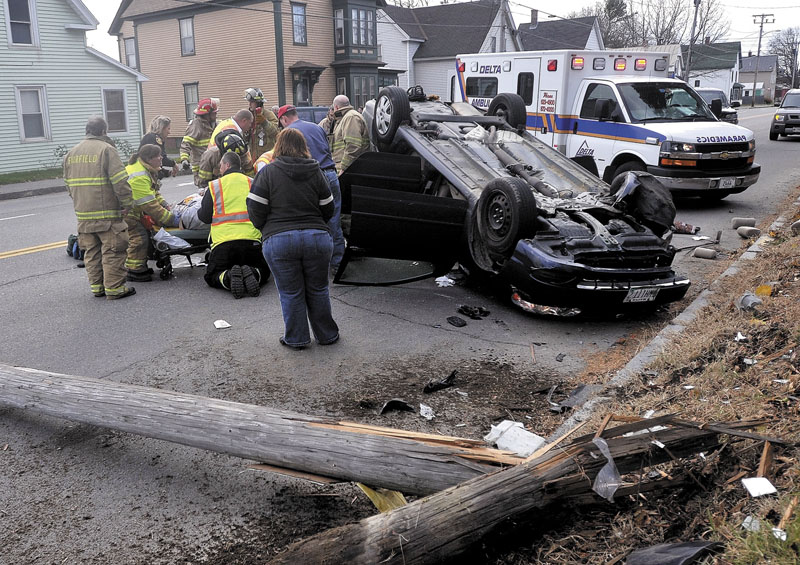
208;172;262;248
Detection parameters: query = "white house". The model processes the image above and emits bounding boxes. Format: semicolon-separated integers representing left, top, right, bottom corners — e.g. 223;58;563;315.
0;0;146;175
377;0;521;101
681;41;741;100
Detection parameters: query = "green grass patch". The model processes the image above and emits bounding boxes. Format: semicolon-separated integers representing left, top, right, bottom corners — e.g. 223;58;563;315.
0;168;62;186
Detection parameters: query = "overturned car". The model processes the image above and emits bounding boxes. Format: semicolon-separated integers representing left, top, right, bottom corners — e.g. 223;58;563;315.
335;86;690;314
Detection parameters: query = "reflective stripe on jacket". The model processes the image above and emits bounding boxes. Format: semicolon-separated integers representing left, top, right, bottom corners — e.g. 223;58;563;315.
180;117;215;169
125;160;175;226
331;107;370;174
254;150;274;174
208;173;262;248
63;135;134;232
197;146;221;189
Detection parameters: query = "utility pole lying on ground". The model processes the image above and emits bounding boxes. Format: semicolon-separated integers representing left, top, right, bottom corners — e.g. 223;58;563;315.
0;364;520;496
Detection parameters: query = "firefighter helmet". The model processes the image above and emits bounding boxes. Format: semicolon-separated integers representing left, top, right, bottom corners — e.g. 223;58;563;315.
194;98;219;115
216;132;247;156
244;88;265;103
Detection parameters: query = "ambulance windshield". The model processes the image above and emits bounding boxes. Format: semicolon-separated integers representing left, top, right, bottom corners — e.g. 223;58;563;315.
617;82;715;123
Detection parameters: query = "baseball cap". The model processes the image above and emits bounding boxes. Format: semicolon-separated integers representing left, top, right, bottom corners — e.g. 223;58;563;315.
277;104;296;120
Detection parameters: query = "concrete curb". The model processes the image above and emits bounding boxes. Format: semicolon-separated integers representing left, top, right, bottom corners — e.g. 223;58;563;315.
547;199;800;441
0;182;66;201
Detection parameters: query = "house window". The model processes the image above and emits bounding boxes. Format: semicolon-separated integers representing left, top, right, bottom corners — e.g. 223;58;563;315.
334;9;344;46
102;88;128;133
15;86;49;141
292;4;307;45
183;83;199;122
351;8;374;46
352;75;376;110
337;77;346;95
694;80;700;87
517;72;534;105
124;38;137;69
179;17;195;56
6;0;38;45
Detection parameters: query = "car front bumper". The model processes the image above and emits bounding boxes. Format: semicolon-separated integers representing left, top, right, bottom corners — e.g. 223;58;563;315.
771;121;800;135
647;164;760;194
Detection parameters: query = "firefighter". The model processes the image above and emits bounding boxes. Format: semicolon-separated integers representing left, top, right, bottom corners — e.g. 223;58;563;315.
124;144;180;281
196;131;248;191
254;149;274;174
243;88;279;159
180;97;219;182
209;109;255;174
63;116;136;300
197;150;270;298
330;95;370;175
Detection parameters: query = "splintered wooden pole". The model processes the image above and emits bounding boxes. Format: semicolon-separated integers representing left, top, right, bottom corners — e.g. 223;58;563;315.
0;364;520;496
268;422;731;565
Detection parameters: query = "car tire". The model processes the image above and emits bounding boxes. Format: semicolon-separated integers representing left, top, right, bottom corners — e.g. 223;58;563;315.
476;178;538;257
487;93;528;129
373;86;411;146
610;161;646;190
769;131;778;141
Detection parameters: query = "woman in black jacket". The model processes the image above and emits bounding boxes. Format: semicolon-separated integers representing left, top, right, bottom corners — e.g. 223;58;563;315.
140;115;177;178
247;128;339;349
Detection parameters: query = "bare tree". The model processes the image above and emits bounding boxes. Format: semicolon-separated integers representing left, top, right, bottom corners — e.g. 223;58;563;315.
568;0;635;49
693;0;730;44
768;27;800;88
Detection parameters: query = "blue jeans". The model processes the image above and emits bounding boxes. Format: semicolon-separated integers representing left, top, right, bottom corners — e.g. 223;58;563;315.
262;229;339;346
322;168;344;272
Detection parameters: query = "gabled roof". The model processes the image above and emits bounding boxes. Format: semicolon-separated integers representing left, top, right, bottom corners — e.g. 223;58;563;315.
86;47;149;82
110;0;240;33
681;41;741;71
517;16;596;51
65;0;99;30
381;0;503;60
740;55;778;73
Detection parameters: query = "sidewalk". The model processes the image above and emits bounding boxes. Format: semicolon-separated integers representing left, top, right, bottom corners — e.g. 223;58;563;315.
0;178;66;201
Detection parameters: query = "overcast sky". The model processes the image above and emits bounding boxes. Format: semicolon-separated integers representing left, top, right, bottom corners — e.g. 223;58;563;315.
84;0;799;62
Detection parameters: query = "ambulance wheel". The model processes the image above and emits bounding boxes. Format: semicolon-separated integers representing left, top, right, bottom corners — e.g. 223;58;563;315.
477;177;539;257
610;161;646;190
373;86;410;146
488;94;527;129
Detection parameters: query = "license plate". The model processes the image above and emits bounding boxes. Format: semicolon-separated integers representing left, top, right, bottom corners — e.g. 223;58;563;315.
786;128;795;133
623;288;659;303
720;177;735;189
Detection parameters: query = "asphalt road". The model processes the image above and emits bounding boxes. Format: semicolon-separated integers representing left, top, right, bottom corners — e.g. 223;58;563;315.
1;104;799;563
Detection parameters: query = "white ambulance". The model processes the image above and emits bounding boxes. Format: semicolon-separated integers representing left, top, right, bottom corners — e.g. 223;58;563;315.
451;50;760;199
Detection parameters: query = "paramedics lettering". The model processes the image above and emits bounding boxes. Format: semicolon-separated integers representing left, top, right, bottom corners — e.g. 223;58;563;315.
479;65;501;74
67;154;99;164
695;135;747;143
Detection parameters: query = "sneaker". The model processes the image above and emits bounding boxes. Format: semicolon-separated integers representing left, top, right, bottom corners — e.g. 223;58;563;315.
127;270;152;282
241;265;260;297
230;265;245;299
106;287;136;300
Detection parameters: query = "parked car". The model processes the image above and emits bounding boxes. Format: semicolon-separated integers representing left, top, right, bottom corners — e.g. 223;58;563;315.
769;89;800;141
334;86;690;314
295;105;330;125
694;88;739;124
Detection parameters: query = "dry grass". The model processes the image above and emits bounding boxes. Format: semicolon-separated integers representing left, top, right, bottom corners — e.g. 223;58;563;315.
491;190;800;564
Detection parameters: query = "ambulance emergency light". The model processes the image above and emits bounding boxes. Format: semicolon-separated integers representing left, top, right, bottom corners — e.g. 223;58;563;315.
593;58;606;70
547;60;557;71
571;56;584;70
634;58;647;71
614;58;626;71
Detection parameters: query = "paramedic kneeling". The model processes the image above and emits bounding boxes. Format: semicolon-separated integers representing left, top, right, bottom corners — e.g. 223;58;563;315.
197;152;270;298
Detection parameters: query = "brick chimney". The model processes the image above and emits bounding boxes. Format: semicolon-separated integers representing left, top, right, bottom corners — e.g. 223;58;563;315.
704;36;710;44
530;9;538;29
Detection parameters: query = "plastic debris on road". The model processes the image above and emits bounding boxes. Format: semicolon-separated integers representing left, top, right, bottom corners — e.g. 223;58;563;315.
213;320;231;329
378;398;415;415
419;403;435;420
735;291;763;311
446;316;467;328
423;370;457;393
591;437;622;502
434;275;454;287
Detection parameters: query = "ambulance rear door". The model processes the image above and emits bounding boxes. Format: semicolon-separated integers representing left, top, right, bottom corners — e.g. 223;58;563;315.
511;57;554;146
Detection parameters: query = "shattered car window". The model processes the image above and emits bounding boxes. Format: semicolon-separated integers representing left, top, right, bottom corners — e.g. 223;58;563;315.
618;83;715;123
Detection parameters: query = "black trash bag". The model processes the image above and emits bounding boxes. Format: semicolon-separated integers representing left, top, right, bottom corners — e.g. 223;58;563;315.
609;171;676;236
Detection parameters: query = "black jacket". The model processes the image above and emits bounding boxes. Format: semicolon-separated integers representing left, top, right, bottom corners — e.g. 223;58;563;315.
140;132;176;169
247;156;334;239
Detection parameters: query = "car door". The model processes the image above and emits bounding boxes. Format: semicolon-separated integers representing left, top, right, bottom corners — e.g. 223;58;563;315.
336;152;468;285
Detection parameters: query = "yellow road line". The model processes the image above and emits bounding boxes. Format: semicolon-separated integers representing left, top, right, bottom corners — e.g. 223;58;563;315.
0;241;67;260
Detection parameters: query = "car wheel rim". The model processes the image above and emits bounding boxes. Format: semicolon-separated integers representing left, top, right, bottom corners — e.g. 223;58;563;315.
376;96;392;135
486;192;511;238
